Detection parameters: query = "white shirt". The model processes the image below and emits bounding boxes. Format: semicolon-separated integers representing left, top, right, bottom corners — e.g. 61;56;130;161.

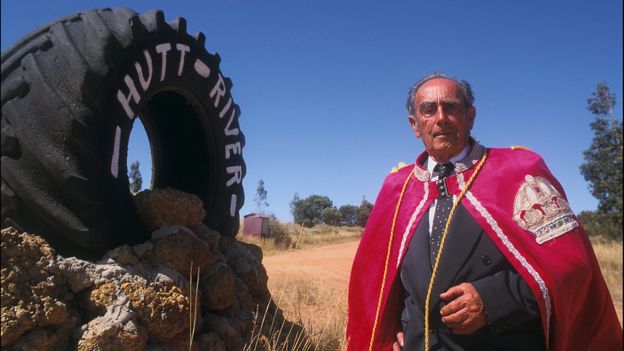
426;144;471;234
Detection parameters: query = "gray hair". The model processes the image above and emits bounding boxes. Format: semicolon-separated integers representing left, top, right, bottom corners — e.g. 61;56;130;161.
406;72;475;115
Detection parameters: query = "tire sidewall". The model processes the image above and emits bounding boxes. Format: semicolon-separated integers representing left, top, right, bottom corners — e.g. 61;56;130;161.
103;27;245;237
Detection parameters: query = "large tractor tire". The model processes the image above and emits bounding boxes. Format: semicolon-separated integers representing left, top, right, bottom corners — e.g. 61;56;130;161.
1;8;246;257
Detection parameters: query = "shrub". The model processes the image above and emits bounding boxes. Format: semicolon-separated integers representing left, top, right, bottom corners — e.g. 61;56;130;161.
578;210;623;240
269;220;294;249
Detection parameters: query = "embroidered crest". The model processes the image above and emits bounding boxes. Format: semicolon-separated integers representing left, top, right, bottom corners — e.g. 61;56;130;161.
513;175;578;244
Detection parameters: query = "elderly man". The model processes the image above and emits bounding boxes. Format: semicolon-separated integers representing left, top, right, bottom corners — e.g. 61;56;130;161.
346;73;622;350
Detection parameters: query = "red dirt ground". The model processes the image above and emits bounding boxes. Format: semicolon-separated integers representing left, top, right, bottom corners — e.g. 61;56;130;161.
262;240;359;293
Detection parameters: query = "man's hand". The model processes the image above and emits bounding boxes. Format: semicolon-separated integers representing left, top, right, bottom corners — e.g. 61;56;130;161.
392;331;404;351
439;282;487;334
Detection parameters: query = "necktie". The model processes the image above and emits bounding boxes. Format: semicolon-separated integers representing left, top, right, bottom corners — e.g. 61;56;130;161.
430;162;455;267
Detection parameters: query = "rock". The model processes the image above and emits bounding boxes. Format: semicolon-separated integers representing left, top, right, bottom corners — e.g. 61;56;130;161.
134;188;206;231
2;188;297;350
132;241;154;259
240;264;269;296
152;264;187;287
148;226;212;277
221;238;268;296
84;282;116;317
84;280;190;344
138;282;189;343
199;332;226;351
205;314;242;351
151;225;188;240
236;277;255;311
55;258;97;293
76;301;147;351
201;262;237;311
11;324;73;351
194;224;221;254
0;227;73;349
101;244;139;266
144;338;202;351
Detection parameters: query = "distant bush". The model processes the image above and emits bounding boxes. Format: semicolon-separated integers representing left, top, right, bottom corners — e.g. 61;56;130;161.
308;223;338;235
240;222;362;255
357;199;373;227
290;194;333;228
269;220;295;249
290;194;374;228
578;210;623;240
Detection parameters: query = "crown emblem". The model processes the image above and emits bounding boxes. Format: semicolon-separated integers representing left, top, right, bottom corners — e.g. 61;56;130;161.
513;175;578;244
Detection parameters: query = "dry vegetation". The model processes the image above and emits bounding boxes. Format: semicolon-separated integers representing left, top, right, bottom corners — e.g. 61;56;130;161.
591;236;623;325
238;223;362;256
238;223;357;350
267;276;347;350
241;224;623;350
243;299;315;351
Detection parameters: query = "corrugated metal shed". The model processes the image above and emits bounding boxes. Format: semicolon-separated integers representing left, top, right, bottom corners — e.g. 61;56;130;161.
243;213;269;237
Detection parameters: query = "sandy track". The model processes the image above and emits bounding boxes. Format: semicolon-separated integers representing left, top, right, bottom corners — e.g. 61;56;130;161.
262;240;359;292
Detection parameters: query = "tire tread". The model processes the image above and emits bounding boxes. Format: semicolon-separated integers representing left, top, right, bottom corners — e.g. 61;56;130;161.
1;7;246;254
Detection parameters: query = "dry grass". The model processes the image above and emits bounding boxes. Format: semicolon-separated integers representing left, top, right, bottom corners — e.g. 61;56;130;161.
243;298;314;351
188;263;200;351
241;234;281;256
238;223;362;256
266;275;347;351
239;223;355;350
297;224;361;243
240;275;345;351
591;236;623;325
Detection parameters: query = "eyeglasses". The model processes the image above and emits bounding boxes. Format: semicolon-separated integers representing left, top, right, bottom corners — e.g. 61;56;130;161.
417;101;464;117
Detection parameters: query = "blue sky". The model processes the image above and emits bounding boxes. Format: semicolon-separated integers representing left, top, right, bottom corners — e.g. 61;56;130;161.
2;0;622;221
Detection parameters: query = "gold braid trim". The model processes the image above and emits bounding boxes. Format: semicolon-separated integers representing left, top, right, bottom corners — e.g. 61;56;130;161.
424;150;488;351
368;165;416;351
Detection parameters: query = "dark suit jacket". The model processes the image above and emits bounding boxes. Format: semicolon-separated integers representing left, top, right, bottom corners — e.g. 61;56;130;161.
400;203;545;350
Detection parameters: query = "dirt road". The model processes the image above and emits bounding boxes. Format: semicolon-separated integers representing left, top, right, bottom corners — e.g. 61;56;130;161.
262;240;359;292
261;240;360;349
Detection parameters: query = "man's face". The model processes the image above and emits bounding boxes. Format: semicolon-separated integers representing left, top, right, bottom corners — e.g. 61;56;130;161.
408;78;476;162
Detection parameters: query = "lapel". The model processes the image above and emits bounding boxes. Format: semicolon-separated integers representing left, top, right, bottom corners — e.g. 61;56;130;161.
399;210;431;321
429;202;483;309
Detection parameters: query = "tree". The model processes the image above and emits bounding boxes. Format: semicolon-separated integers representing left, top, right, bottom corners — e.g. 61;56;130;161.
290;193;302;224
357;197;374;227
254;179;269;213
579;82;623;238
339;205;359;226
577;210;622;240
128;161;142;193
322;207;342;226
587;82;617;117
290;194;333;227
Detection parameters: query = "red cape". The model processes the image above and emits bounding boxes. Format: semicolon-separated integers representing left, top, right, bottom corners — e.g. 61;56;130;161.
347;146;622;351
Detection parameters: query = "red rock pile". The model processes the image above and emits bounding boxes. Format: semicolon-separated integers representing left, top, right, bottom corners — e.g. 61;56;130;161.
1;188;299;351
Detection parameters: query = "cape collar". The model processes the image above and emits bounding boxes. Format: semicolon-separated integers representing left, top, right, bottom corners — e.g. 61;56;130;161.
426;144;471;178
413;138;486;182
